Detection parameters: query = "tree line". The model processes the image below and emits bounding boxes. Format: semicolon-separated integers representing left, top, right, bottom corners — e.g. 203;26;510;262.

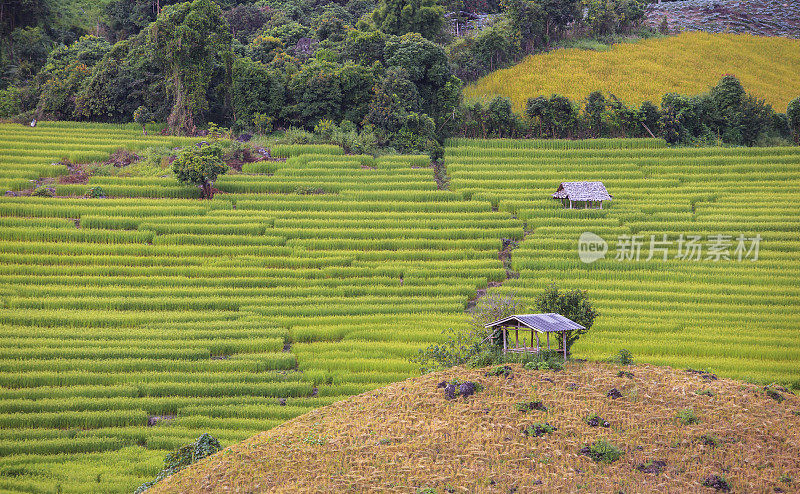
2;0;798;150
459;77;800;146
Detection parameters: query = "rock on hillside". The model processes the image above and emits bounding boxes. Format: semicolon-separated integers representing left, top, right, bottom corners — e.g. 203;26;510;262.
152;362;800;493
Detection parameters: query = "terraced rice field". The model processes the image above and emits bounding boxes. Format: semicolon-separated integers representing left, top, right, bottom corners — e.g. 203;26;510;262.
0;123;513;492
0;123;798;492
446;137;800;384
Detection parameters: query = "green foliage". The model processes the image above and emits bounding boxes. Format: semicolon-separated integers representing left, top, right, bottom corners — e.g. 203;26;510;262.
788;97;800;142
74;34;170;123
412;293;520;373
384;33;462;126
343;29;386;66
135;433;221;493
31;185;54;197
533;284;598;355
85;186;106;199
503;0;580;50
582;438;623;463
372;0;445;40
448;24;517;82
133;106;153;133
699;433;719;447
486;96;522;138
287;60;375;127
676;408;699;425
525;94;578;138
523;422;556;437
491;365;512;377
249;35;285;65
584;0;646;38
35;35;110;119
231;57;284;132
172;143;228;198
264;22;312;51
0;86;23;117
150;0;233;133
523;352;563;371
608;348;633;365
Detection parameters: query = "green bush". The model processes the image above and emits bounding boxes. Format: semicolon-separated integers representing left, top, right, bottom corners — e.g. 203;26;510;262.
412;292;520;373
0;86;23;118
172;143;228;199
581;438;624;463
523;422;556;437
533;284;598;355
135;433;221;493
85;186;106;198
608;348;633;365
677;408;699;425
31;186;54;197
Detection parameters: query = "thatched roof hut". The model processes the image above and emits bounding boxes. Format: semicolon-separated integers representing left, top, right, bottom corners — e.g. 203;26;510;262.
552;182;612;209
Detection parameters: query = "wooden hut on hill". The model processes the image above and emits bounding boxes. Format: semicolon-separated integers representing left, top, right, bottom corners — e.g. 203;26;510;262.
484;313;585;359
553;181;612;209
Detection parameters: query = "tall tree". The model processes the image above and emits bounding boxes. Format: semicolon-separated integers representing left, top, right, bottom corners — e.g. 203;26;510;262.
372;0;445;40
149;0;232;134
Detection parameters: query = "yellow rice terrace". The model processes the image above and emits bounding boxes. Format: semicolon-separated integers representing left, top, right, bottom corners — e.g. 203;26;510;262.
464;32;800;114
0;123;798;492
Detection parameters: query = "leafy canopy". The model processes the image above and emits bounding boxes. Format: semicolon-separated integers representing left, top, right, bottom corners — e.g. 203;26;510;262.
372;0;445;40
533;284;598;354
172;142;228;198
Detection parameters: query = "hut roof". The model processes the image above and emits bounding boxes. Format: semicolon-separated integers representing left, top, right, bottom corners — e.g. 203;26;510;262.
552;182;612;201
484;313;585;333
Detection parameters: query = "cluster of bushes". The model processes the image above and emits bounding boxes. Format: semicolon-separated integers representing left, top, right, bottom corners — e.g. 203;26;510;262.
455;76;800;146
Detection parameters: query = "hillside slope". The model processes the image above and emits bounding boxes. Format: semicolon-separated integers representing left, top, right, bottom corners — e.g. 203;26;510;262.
464;32;800;113
645;0;800;39
153;362;800;493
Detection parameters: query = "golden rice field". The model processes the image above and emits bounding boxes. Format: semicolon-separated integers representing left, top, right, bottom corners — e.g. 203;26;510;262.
464;32;800;113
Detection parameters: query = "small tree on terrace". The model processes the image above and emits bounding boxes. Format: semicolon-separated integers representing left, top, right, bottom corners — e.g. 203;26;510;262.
133;105;153;134
172;143;228;199
534;284;598;355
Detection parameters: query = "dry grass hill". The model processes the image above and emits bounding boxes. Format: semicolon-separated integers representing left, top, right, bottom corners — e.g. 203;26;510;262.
152;362;800;493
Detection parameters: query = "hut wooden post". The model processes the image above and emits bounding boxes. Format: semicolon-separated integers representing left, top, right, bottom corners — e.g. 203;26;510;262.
515;323;519;349
535;332;540;352
547;332;550;350
562;331;567;361
502;327;507;353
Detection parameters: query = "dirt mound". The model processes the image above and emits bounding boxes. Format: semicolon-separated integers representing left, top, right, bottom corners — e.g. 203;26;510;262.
104;149;141;167
150;361;800;493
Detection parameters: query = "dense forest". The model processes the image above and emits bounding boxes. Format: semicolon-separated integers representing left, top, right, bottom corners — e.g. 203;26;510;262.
1;0;799;151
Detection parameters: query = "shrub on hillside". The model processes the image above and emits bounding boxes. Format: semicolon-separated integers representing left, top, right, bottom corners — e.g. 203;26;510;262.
580;438;624;463
135;433;221;493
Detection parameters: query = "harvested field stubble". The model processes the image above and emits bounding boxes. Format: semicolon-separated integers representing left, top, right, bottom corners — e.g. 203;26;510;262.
153;362;800;493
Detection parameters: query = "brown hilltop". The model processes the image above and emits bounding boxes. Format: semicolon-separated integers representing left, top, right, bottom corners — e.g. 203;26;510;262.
152;362;800;494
